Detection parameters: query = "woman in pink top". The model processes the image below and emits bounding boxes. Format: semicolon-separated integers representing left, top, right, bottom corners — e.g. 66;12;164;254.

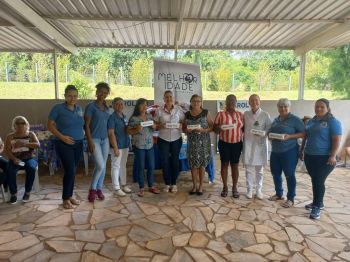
214;95;244;198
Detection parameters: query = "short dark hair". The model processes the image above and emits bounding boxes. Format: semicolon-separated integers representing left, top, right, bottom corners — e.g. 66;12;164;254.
65;85;78;95
95;82;110;93
112;97;124;106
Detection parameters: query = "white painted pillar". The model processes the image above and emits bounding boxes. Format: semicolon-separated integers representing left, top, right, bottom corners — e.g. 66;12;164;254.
174;49;178;61
53;50;59;99
298;53;306;100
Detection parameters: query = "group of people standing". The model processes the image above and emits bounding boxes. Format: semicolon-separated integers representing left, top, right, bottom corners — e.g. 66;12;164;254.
1;82;342;220
216;95;342;220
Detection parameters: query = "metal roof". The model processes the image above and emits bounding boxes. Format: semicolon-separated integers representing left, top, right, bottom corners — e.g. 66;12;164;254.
1;0;350;54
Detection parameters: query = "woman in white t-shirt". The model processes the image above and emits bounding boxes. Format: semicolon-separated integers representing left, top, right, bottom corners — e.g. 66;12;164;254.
154;91;185;193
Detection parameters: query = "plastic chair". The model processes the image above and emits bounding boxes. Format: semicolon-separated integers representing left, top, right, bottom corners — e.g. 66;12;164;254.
17;166;40;193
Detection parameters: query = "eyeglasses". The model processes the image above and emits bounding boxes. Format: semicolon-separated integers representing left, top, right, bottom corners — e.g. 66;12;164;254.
16;122;26;125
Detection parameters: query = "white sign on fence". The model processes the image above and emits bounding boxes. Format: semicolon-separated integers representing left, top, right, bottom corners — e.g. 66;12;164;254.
154;59;202;109
216;100;250;112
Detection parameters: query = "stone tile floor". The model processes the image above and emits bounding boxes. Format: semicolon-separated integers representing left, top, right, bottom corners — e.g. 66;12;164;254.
0;156;350;262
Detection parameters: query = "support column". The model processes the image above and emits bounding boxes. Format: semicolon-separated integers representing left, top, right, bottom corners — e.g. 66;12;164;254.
174;49;178;61
298;53;306;100
53;50;59;99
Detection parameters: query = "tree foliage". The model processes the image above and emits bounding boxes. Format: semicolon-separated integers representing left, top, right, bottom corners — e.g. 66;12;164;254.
0;46;350;98
130;59;151;87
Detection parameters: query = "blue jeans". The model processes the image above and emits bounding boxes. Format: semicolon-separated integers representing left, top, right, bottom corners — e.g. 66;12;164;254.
55;140;83;200
7;158;38;195
158;137;182;186
90;138;109;190
270;146;299;201
304;154;334;208
134;147;155;189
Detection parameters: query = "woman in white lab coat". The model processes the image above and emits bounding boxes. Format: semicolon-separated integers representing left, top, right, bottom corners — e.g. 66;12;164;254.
243;94;271;200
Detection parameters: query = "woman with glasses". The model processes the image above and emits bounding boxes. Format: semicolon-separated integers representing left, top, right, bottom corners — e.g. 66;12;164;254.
184;94;213;195
268;98;305;208
48;85;84;209
5;116;40;204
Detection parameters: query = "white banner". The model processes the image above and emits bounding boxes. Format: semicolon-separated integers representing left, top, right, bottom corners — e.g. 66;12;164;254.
154;59;202;110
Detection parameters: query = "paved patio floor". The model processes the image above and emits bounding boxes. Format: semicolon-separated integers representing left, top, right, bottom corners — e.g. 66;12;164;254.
0;156;350;262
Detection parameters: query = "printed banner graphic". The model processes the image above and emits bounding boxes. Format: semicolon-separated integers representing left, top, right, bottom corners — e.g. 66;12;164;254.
154;59;202;110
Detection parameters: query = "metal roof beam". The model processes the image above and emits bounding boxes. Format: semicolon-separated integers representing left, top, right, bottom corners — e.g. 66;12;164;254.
174;0;186;56
46;16;345;24
0;21;34;27
0;8;56;51
77;43;291;50
294;22;350;56
3;0;77;53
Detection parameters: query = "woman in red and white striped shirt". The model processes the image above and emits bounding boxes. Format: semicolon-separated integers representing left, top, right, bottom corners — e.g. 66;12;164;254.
214;95;244;198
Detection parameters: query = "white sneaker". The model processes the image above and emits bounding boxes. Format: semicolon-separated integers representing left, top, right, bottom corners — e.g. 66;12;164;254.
256;191;264;200
116;189;126;197
163;185;170;192
170;185;177;193
246;191;253;199
122;185;132;193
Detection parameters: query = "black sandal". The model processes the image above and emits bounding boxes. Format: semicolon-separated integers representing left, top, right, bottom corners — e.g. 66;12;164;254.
221;187;228;197
232;191;240;198
189;187;197;195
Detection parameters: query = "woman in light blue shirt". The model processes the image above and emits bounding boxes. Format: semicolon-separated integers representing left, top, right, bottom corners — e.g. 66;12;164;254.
127;98;160;197
300;99;342;220
48;85;84;209
85;82;110;203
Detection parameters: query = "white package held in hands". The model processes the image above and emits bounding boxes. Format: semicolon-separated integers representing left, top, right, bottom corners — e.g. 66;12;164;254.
251;129;266;137
187;124;201;130
140;120;154;127
268;133;285;140
166;122;180;129
221;124;236;130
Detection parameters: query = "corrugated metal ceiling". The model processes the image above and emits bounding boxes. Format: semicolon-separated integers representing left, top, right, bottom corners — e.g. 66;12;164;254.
1;0;350;53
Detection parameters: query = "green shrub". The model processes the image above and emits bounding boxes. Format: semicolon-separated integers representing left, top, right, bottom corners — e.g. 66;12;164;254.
70;76;93;99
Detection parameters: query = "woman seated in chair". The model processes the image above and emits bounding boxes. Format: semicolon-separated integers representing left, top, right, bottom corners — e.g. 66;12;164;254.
4;116;40;204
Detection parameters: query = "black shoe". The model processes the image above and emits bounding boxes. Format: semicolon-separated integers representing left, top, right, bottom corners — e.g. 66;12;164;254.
9;195;17;204
196;191;203;196
22;193;30;202
305;203;324;210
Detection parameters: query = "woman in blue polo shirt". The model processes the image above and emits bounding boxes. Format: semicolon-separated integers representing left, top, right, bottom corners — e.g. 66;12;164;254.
300;99;342;220
85;82;110;203
108;97;131;196
268;98;305;208
48;85;84;209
